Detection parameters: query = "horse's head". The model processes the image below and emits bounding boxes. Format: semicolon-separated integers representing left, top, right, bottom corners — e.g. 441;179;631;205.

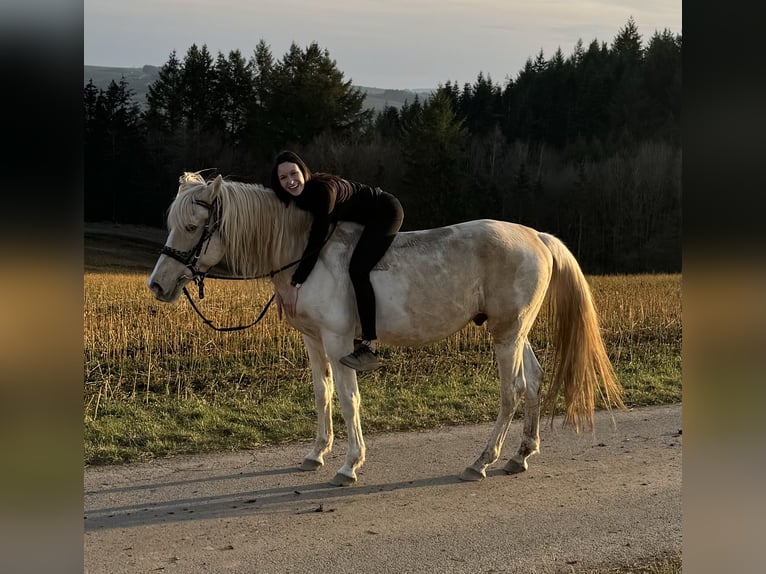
148;174;227;302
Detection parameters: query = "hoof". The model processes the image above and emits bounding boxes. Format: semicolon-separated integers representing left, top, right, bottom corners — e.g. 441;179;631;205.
300;458;323;472
504;459;528;475
329;472;356;487
459;467;486;482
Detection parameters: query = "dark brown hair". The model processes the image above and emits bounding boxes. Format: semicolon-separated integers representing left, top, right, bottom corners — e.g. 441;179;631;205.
270;150;312;205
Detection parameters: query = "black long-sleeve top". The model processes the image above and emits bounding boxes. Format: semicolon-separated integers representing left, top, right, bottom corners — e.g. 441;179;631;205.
289;174;382;285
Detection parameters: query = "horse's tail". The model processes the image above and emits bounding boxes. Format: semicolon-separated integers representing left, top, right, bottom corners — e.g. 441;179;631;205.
538;232;625;432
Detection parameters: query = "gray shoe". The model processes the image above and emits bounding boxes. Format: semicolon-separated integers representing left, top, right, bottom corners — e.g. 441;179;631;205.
340;343;382;372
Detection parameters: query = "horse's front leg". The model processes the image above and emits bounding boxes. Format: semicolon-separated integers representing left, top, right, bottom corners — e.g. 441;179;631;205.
300;334;334;471
323;333;365;486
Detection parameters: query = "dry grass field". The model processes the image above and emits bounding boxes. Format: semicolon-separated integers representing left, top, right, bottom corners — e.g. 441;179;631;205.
84;232;681;465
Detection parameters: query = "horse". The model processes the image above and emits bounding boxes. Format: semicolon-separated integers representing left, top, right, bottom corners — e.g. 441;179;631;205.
148;173;624;486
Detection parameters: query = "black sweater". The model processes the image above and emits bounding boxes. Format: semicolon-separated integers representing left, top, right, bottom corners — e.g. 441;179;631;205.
289;175;382;285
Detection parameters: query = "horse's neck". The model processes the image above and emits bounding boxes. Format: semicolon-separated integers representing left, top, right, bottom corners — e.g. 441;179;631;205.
272;209;311;269
219;185;311;278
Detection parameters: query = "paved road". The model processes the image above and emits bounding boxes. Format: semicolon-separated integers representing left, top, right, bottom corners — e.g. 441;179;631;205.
84;404;682;573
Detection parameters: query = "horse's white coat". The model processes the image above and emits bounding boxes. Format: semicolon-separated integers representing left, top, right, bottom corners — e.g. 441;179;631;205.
148;174;623;484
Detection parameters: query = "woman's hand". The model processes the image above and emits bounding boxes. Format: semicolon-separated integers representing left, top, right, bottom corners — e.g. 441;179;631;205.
282;283;301;318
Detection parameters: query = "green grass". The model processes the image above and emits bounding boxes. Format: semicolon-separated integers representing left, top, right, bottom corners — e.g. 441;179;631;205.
84;272;681;466
84;341;680;466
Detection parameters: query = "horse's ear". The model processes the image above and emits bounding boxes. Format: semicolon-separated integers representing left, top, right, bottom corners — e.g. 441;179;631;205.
211;174;223;200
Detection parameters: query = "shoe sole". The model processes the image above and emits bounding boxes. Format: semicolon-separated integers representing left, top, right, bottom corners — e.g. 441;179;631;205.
339;357;382;372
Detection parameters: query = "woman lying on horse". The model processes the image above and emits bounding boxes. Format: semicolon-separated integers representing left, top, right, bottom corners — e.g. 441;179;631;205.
270;151;404;372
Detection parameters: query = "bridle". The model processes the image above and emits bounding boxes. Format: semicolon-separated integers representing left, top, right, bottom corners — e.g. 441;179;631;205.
160;198;222;297
158;197;337;332
159;197;266;332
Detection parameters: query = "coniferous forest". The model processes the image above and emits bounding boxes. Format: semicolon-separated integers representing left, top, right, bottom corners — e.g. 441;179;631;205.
84;18;681;274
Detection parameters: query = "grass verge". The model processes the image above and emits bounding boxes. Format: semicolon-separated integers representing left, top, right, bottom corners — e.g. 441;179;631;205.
85;273;681;465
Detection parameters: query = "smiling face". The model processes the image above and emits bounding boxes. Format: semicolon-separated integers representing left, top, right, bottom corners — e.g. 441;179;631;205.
277;162;306;197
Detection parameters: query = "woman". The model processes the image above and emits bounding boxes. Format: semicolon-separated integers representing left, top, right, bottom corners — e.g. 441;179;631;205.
270;150;404;372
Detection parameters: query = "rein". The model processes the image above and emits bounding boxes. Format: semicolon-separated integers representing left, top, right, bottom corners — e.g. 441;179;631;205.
161;198;337;332
182;288;276;332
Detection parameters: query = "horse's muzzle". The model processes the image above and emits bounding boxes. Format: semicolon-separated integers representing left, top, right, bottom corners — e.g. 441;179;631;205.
148;277;186;303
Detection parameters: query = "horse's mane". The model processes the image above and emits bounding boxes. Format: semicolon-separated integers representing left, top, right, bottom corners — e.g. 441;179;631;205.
169;172;313;276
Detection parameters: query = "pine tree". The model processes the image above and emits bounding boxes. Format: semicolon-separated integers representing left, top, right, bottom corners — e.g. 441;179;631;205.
83;80;100;129
541;48;570;147
570;39;585;67
212;50;254;143
373;106;403;141
251;40;274;107
145;51;183;134
84;78;145;221
641;29;681;143
435;82;461;119
265;42;371;150
181;44;215;138
608;17;646;146
401;91;468;227
572;39;612;144
612;16;643;68
463;72;502;136
246;40;277;160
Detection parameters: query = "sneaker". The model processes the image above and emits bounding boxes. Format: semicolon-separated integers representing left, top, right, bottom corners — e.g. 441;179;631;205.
339;342;382;372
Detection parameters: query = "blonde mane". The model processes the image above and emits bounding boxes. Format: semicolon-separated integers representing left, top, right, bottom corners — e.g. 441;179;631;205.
169;173;313;277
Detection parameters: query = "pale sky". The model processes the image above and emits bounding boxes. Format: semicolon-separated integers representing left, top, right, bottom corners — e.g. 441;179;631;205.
84;0;681;90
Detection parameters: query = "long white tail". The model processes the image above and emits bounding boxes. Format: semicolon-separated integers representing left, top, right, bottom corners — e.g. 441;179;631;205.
538;233;625;431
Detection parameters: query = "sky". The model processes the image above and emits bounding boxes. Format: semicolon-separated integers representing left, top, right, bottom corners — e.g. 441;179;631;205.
84;0;681;91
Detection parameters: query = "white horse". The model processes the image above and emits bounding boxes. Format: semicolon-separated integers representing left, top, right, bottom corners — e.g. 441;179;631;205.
148;173;624;486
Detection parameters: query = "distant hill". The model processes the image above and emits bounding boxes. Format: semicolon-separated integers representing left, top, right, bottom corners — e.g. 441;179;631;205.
83;65;431;112
84;65;161;106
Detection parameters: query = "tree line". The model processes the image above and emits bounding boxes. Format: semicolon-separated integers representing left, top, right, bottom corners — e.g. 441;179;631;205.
84;17;681;273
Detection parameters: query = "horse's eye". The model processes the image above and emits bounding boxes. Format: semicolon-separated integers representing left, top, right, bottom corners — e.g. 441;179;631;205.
185;224;198;233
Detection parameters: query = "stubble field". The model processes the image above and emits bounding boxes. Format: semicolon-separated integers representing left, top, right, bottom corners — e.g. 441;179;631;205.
84;246;681;466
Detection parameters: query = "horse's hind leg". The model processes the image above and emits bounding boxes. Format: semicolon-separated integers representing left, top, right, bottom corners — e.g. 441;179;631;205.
504;340;542;474
461;338;524;482
300;334;334;471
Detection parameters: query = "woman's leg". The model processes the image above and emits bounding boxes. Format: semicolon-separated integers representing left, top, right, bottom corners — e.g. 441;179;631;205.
348;228;394;342
349;193;403;341
341;193;403;369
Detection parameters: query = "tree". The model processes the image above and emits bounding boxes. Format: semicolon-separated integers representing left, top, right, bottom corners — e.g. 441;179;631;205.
570;39;612;145
373;105;403;141
612;16;643;68
211;49;255;169
264;42;371;150
461;72;502;136
641;29;682;144
144;50;186;178
569;39;586;67
244;40;277;161
608;17;646;144
83;80;100;129
83;22;681;272
84;78;146;222
180;44;215;164
401;91;469;228
145;51;184;134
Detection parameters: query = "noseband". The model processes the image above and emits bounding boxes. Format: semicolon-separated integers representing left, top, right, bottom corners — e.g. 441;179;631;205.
160;198;220;298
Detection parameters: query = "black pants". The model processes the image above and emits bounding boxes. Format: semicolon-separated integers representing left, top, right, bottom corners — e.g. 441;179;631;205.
349;192;404;341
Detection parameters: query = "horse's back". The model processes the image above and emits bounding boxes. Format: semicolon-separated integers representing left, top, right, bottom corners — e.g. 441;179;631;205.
327;219;553;346
385;219;550;273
